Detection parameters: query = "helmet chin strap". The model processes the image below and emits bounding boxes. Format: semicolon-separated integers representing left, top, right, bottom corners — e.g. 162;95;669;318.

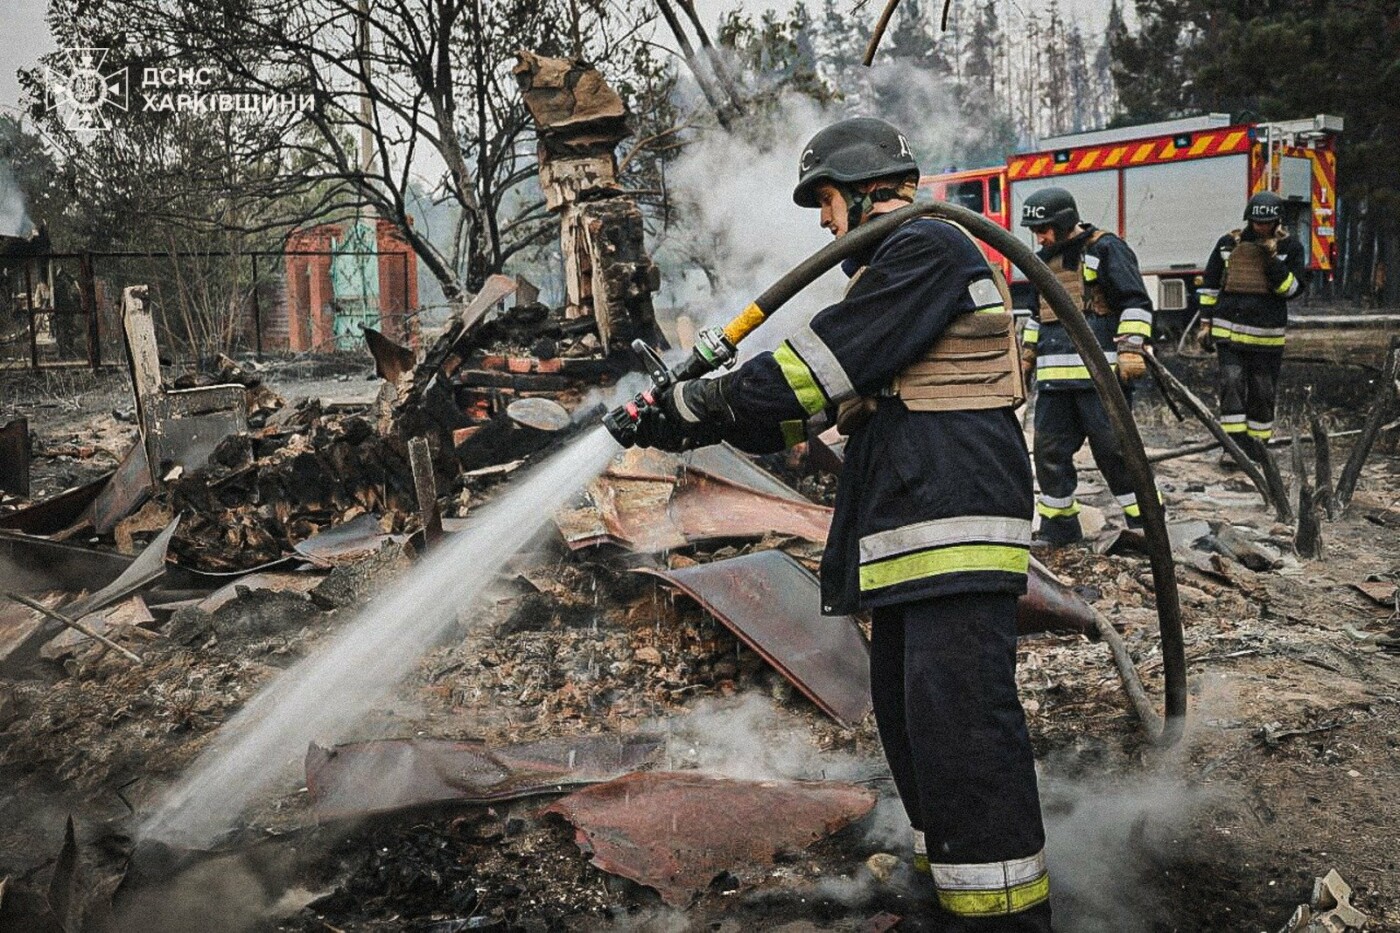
842;179;917;231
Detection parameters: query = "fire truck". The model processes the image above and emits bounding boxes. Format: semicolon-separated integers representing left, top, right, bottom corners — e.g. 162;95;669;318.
921;113;1343;325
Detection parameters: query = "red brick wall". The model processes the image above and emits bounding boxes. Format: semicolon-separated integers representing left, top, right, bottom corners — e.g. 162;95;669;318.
284;224;340;353
281;219;418;352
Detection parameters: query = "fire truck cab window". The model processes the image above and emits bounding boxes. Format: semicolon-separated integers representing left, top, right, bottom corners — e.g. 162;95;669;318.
988;179;1002;214
948;180;985;214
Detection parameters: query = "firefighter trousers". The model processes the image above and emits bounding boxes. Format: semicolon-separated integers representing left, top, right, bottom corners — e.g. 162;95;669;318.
1033;388;1142;545
871;594;1053;932
1216;343;1282;448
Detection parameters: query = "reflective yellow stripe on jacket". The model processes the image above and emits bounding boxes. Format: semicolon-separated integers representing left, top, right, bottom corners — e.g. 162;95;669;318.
1209;318;1286;348
858;515;1030;592
1035;350;1118;382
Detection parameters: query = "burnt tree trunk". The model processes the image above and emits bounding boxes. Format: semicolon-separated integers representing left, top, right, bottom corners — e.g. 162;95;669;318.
1310;415;1338;520
1337;336;1400;508
1292;430;1322;560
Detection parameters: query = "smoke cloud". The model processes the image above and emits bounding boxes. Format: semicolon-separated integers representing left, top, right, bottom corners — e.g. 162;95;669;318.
653;66;986;355
0;162;33;240
655;692;872;783
1041;768;1208;931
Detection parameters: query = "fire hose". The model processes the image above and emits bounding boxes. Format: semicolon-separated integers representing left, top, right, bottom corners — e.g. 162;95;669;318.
603;201;1187;746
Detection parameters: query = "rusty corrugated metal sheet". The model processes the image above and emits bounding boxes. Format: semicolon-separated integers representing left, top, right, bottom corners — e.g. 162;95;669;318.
293;513;406;567
61;517;179;620
0;474;110;536
545;771;876;907
556;448;832;552
305;733;664;821
1021;557;1096;636
637;550;871;727
0;417;31;498
90;441;153;535
670;472;830;545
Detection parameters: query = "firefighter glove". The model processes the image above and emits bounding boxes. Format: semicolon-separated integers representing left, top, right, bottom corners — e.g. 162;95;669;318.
663;377;737;428
1117;350;1146;383
632;409;721;452
634;378;734;452
1196;317;1215;352
1019;347;1036;390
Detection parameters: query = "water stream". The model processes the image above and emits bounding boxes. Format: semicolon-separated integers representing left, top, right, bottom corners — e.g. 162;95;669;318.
140;426;621;849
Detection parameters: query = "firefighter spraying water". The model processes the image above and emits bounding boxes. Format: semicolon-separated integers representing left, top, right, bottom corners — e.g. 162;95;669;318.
605;117;1186;928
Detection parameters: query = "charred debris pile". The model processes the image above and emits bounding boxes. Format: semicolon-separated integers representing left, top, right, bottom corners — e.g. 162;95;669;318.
1;51;1399;933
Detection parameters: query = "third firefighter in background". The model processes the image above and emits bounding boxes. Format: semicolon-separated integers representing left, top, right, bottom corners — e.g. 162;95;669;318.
1196;191;1308;454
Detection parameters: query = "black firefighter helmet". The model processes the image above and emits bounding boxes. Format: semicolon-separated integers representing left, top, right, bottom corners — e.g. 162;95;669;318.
1020;187;1080;233
792;117;919;210
1244;191;1284;224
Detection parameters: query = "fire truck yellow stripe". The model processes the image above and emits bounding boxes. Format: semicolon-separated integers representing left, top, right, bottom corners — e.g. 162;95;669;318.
1078;149;1099;170
1223;131;1245;150
1189;134;1213;156
1032;157;1049;174
1131;143;1153;163
1105;147;1125;166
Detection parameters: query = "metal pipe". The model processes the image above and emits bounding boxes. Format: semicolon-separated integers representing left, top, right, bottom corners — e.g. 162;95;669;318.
711;201;1187;744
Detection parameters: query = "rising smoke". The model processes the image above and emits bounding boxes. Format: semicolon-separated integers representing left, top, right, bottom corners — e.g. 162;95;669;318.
655;691;875;783
0;162;33;240
654;65;987;354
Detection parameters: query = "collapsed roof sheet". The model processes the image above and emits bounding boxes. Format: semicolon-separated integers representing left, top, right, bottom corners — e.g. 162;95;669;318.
637;550;871;727
556;447;832;552
305;733;664;821
545;771;876;906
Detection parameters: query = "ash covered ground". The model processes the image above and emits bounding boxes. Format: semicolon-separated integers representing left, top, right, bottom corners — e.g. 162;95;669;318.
1;331;1399;933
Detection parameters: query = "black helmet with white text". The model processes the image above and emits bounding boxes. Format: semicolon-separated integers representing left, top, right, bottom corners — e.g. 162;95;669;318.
1020;187;1079;233
793;117;919;209
1244;191;1284;224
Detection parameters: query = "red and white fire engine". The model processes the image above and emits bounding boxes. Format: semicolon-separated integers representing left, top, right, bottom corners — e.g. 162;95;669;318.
921;113;1343;321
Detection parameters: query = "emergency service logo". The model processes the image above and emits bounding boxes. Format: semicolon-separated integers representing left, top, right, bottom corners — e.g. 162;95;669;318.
44;48;129;133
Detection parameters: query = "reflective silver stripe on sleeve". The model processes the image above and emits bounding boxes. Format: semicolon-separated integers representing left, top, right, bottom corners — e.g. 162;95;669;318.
1247;420;1274;432
1083;253;1101;271
1035;351;1120;368
1120;308;1152;325
1197;288;1220;298
1224;321;1286;339
1036;353;1084;368
859;515;1031;564
787;324;855;405
1114;491;1138;506
930;850;1047;890
670;384;701;423
1038;493;1076;509
968;277;1004;310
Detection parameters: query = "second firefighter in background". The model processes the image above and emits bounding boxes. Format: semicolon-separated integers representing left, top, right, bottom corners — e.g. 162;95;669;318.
1196;191;1307;454
1019;187;1155;546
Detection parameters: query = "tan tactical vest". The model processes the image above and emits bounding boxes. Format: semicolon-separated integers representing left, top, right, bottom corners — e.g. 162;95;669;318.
1221;228;1287;296
1042;230;1110;322
835;220;1024;433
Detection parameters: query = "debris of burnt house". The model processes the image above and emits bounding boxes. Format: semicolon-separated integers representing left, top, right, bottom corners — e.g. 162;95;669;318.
514;50;661;350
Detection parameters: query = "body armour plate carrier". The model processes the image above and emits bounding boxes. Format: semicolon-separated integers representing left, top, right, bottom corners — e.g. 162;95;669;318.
1221;228;1287;296
836;220;1024;433
1042;230;1109;322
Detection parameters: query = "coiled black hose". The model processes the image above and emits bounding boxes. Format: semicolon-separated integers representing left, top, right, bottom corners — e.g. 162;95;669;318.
738;201;1188;745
